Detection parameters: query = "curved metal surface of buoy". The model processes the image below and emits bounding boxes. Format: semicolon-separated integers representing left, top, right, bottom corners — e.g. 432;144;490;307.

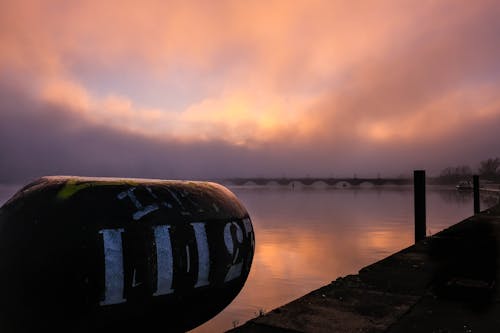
0;176;255;332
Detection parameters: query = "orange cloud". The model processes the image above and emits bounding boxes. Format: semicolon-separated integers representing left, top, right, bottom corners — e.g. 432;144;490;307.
1;0;500;152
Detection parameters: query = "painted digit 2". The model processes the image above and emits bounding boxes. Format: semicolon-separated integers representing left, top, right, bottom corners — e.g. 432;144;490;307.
99;220;252;305
223;218;254;282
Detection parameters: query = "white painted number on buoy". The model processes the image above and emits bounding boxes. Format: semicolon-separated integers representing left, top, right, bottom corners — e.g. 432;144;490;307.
191;222;210;287
99;228;126;305
224;222;244;282
99;219;251;305
153;225;174;296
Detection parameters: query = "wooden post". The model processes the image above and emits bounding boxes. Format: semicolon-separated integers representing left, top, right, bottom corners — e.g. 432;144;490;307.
414;170;426;243
473;175;480;214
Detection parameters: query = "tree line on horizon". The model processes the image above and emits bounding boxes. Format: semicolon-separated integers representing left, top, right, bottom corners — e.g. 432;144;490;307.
437;157;500;184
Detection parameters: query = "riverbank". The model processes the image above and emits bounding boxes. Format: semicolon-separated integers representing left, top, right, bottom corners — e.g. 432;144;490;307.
228;203;500;332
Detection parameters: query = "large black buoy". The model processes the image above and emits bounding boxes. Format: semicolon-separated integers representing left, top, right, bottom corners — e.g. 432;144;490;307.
0;176;254;332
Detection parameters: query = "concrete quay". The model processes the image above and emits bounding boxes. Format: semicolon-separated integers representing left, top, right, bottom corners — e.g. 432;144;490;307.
228;204;500;333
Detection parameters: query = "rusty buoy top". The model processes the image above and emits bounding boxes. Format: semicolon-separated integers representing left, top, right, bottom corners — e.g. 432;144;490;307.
0;176;255;332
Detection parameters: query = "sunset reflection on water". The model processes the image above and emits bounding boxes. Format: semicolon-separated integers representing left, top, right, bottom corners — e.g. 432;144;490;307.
191;186;489;333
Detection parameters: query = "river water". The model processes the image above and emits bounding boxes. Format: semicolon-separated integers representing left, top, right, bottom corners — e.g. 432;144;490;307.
0;184;497;332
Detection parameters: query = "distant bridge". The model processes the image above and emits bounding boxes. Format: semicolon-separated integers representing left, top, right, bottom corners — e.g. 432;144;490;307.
222;177;411;187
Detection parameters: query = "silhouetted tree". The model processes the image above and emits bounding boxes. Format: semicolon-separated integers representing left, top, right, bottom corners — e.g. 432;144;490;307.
438;165;472;184
478;158;500;180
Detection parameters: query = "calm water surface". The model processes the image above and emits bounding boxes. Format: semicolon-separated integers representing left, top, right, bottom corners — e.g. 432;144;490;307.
0;184;497;333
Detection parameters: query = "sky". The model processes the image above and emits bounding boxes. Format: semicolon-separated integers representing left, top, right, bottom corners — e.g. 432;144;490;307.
1;0;500;184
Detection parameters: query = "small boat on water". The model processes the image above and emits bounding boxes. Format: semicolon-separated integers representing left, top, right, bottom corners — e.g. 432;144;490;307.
456;180;473;191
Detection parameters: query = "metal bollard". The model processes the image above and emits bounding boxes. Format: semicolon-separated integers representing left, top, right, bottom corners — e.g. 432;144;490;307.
0;176;255;332
414;170;426;243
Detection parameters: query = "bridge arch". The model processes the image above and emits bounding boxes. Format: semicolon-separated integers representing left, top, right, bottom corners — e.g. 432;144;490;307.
335;181;352;188
290;180;305;189
266;180;281;187
359;181;375;188
311;180;329;188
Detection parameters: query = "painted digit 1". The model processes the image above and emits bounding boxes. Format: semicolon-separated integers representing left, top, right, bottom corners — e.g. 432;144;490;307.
191;222;210;287
224;222;244;282
99;228;126;305
153;225;174;296
242;218;254;270
242;218;254;251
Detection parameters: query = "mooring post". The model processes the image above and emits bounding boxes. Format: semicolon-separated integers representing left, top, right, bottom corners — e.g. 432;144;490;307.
414;170;426;243
473;175;480;214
